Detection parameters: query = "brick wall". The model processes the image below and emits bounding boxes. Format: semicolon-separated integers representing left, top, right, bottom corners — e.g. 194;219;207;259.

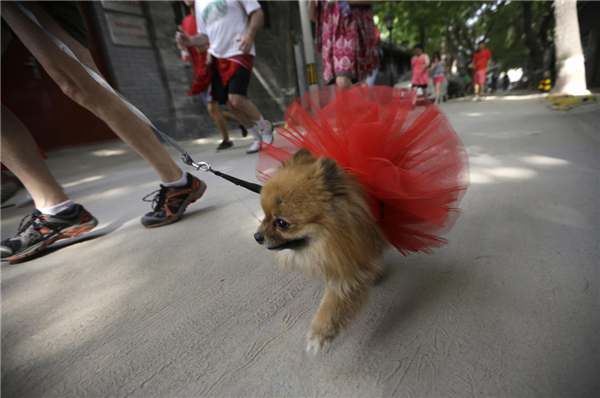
92;1;170;120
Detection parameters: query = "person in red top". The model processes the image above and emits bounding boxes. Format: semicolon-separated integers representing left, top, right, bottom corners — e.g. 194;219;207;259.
469;41;492;100
179;1;245;151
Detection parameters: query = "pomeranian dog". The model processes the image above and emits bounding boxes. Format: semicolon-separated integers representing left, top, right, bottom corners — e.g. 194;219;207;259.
254;149;388;354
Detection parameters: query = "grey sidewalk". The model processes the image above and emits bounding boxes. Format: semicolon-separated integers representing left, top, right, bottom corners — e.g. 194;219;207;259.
1;95;599;397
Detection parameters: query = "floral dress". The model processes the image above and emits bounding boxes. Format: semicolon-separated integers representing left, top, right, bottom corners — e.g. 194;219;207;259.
314;0;380;84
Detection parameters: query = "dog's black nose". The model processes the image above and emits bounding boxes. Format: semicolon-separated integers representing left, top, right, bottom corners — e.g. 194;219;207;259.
254;232;265;244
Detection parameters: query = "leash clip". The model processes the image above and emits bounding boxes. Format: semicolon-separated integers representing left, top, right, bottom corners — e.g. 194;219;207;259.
192;161;213;172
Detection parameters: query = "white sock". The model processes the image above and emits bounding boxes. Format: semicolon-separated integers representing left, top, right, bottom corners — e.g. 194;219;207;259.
255;115;268;131
162;171;188;187
38;199;75;215
248;126;262;141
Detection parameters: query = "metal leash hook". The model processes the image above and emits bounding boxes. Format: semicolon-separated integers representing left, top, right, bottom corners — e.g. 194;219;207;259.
192;161;213;173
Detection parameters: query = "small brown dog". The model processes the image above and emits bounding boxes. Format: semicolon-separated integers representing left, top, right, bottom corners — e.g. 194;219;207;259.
254;149;388;354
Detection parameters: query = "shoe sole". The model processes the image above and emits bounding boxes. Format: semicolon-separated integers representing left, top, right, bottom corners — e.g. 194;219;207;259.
145;180;207;228
2;218;99;262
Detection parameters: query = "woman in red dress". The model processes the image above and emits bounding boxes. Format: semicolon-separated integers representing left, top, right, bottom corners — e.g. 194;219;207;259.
309;1;380;89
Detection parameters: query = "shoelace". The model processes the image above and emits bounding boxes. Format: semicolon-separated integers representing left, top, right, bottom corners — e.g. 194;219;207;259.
142;186;170;211
14;212;58;238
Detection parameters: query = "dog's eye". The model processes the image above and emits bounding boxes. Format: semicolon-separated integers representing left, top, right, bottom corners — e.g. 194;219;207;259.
274;218;290;231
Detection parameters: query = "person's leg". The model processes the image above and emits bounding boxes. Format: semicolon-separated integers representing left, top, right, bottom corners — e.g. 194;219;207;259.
1;2;182;184
221;110;239;124
474;83;480;96
207;101;230;142
335;75;352;89
0;105;68;208
227;94;260;123
435;83;441;104
422;86;428;100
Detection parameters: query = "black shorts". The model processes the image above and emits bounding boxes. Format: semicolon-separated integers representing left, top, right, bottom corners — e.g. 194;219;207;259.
412;84;428;89
210;66;251;105
2;1;90;49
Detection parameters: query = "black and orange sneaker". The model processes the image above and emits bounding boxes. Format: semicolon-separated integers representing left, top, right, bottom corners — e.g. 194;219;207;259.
141;173;207;228
0;204;98;262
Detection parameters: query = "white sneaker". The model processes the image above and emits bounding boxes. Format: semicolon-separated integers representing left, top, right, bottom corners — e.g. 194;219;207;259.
246;139;261;154
259;120;274;145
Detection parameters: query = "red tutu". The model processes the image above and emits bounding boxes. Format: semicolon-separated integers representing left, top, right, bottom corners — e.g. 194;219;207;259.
256;85;470;255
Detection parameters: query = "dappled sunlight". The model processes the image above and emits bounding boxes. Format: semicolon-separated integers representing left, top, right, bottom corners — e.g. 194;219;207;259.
90;148;128;157
520;155;570;166
483;93;547;101
468;150;571;185
464;112;483;117
486;167;537;180
191;136;254;146
62;175;105;188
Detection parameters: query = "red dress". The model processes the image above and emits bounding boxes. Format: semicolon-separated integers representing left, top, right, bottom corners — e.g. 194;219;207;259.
256;85;470;255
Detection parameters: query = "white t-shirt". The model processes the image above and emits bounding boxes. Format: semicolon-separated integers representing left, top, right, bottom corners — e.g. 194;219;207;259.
195;0;261;59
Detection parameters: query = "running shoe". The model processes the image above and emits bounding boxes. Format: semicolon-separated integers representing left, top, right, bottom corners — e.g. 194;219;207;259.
141;173;207;228
246;139;261;154
217;140;234;151
239;124;248;137
1;204;98;261
259;120;274;145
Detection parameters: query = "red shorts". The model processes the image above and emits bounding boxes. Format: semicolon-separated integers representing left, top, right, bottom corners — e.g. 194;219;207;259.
433;76;444;85
474;69;486;85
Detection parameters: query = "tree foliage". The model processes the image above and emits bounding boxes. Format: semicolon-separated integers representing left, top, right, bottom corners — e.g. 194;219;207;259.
373;1;555;72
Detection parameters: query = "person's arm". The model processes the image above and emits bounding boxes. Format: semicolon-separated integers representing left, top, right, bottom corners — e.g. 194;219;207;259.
444;59;449;79
421;54;430;69
237;8;264;54
176;28;208;48
308;0;317;22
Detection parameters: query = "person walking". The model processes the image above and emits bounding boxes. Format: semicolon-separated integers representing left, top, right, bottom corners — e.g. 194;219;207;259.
1;2;207;261
469;41;492;100
179;0;246;151
411;44;430;101
308;0;380;89
430;52;448;105
176;0;273;154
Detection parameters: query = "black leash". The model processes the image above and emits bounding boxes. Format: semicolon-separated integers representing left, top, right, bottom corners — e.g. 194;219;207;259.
16;2;262;196
191;162;262;194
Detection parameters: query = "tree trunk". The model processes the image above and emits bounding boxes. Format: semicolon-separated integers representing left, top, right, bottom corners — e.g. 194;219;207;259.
419;23;425;48
550;0;590;95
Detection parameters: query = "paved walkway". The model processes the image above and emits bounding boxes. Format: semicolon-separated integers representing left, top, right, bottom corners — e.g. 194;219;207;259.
2;94;598;397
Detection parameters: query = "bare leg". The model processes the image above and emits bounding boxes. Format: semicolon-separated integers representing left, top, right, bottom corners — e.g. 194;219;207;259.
221;110;240;124
1;105;68;208
474;83;480;96
207;101;230;141
306;283;370;354
435;82;441;104
335;75;352;90
423;86;428;100
1;2;182;184
227;94;261;127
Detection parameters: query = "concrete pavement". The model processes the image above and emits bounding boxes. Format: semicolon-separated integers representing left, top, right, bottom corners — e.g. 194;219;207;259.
2;94;599;397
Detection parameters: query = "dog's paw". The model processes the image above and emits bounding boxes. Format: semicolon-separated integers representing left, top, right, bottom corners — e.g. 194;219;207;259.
306;332;330;355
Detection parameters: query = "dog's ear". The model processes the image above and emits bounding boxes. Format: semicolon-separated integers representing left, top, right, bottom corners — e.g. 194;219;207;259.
286;148;316;167
321;157;345;195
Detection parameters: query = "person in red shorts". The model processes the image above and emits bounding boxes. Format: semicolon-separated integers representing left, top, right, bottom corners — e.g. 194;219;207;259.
176;0;274;155
179;0;246;151
469;41;492;100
